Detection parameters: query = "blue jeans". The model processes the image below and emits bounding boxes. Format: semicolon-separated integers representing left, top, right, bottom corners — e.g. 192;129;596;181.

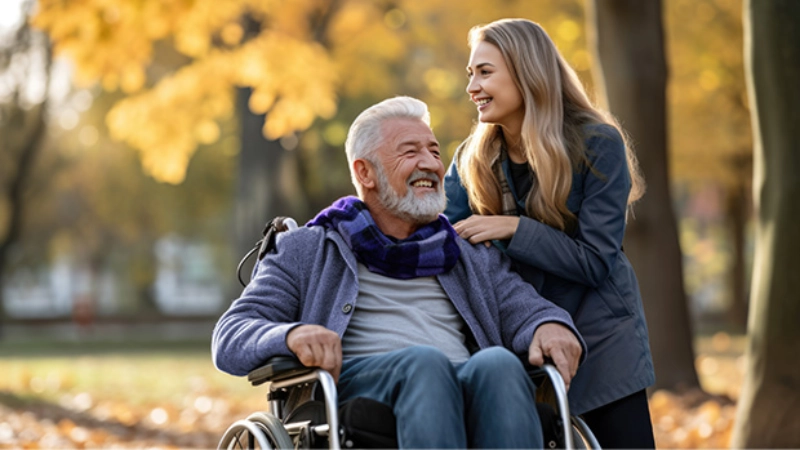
337;345;543;449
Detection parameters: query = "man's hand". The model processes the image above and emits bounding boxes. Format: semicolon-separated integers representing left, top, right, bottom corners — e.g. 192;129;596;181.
528;322;583;390
286;325;343;383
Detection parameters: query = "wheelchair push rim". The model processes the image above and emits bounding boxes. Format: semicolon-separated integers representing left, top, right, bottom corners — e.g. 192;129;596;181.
218;412;294;450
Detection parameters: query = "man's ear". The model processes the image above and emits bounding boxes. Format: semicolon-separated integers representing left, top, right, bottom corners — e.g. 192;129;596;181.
353;159;376;190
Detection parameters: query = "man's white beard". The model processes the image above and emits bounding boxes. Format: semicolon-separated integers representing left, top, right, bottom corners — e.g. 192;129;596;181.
373;163;445;225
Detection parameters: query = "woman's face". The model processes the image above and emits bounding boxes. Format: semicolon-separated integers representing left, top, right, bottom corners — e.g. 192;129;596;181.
466;41;525;135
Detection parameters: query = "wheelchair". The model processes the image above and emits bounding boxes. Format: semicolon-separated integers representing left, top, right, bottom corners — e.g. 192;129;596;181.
219;217;601;449
218;355;600;449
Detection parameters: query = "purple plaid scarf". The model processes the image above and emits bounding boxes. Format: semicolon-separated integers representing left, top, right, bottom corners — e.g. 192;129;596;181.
306;196;461;279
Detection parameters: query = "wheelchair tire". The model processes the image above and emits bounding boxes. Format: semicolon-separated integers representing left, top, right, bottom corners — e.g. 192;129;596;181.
569;425;588;449
571;416;601;449
218;413;293;449
248;412;294;448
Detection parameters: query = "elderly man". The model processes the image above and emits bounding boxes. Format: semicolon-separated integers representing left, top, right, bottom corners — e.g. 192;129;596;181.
212;96;585;448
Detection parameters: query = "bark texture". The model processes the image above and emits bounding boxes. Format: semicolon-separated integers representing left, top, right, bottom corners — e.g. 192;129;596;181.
732;0;800;446
588;0;700;389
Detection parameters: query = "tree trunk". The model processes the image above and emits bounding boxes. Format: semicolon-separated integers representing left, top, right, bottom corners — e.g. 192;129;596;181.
0;110;45;321
0;29;51;325
233;87;310;289
588;0;700;390
725;168;750;332
732;0;800;446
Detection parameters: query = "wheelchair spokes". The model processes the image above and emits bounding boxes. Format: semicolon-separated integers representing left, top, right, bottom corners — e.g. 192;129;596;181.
220;357;602;449
218;413;294;450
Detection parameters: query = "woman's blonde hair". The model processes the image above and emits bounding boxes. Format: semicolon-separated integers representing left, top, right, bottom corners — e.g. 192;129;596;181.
458;18;645;230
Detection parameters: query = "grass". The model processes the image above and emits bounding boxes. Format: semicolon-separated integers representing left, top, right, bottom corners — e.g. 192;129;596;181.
0;337;257;406
0;330;746;448
0;330;747;403
0;336;267;447
0;338;210;358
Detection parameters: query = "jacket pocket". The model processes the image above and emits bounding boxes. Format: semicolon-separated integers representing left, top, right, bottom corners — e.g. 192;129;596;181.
600;272;636;318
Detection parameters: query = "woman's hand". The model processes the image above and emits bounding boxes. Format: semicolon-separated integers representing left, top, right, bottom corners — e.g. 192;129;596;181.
453;215;519;244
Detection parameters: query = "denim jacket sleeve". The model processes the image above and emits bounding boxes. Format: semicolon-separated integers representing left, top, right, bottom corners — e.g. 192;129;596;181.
506;125;630;288
444;159;473;224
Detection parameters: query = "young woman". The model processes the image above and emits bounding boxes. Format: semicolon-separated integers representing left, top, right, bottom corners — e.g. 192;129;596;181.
444;18;656;448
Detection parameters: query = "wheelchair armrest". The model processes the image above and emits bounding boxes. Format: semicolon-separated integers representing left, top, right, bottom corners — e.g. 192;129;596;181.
247;355;314;386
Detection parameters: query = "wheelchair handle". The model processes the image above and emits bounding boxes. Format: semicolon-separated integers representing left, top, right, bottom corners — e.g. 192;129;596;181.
237;217;299;287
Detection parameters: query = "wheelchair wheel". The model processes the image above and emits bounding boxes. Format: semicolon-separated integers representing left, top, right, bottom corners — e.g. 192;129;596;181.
571;416;601;449
218;412;293;449
248;412;294;448
569;424;588;449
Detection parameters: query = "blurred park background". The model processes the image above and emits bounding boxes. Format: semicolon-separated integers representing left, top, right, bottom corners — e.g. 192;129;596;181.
1;0;797;448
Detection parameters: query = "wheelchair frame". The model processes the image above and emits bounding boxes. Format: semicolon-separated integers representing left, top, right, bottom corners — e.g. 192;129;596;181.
221;217;601;449
218;356;600;449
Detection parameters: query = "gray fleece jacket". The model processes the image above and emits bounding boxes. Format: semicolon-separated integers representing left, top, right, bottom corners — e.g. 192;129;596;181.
212;225;585;376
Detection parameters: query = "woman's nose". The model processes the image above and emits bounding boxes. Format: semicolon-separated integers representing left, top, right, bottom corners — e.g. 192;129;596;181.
466;76;480;94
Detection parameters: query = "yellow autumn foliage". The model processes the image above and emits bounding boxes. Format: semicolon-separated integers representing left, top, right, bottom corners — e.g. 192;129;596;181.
33;0;748;188
664;0;751;187
33;0;338;184
32;0;588;184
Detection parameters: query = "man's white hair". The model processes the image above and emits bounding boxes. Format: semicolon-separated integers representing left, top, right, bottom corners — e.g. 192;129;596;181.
345;96;431;194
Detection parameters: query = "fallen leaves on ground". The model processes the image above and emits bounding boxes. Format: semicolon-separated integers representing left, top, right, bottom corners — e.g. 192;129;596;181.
651;388;737;448
0;332;745;448
0;387;741;449
0;383;742;449
0;388;256;448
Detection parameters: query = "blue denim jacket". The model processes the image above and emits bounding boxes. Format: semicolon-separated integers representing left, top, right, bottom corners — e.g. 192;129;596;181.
444;124;654;414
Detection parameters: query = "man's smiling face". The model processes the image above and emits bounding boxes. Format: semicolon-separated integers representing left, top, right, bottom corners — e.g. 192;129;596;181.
371;117;445;224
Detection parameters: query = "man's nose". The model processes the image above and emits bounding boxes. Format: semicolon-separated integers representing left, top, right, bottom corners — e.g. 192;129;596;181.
418;149;440;170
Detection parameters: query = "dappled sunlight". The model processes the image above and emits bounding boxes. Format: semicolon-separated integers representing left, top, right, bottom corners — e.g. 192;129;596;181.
0;333;745;448
32;0;339;184
651;389;737;448
649;331;745;448
29;0;590;184
0;352;265;448
3;0;781;446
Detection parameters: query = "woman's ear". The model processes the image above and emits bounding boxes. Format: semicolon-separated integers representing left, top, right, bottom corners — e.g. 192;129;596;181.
353;159;376;190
